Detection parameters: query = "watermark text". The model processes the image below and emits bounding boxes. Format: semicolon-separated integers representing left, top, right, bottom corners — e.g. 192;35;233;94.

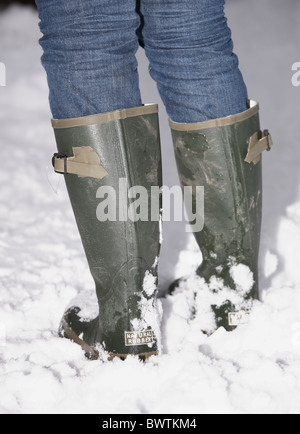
96;179;204;233
292;62;300;87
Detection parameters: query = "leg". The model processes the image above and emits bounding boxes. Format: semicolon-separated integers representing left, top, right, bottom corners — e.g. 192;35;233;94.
141;0;272;332
36;0;142;119
140;0;248;123
36;0;163;358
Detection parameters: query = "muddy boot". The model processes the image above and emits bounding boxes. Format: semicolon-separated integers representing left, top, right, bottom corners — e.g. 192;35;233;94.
52;105;163;360
169;101;273;332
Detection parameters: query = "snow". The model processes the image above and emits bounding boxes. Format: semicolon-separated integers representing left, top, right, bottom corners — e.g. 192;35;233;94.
143;271;157;298
0;0;300;414
230;263;254;295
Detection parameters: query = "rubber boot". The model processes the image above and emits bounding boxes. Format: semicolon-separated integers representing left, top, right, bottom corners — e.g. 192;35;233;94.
169;101;272;332
52;105;163;360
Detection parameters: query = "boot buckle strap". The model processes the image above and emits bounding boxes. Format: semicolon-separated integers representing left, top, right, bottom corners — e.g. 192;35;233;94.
245;130;273;165
52;146;108;180
52;153;68;175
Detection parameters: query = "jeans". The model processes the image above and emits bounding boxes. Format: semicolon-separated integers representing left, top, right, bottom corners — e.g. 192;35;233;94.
36;0;248;123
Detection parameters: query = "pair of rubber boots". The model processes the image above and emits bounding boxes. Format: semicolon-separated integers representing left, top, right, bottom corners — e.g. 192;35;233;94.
52;101;272;360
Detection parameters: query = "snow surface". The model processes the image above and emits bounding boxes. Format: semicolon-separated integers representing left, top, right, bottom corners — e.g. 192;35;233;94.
0;0;300;414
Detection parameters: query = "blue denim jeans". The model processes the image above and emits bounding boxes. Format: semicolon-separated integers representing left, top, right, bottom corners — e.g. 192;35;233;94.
36;0;248;123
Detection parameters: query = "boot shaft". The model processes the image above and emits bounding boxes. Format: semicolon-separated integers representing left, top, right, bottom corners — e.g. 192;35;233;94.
169;101;272;330
53;105;163;357
170;101;263;287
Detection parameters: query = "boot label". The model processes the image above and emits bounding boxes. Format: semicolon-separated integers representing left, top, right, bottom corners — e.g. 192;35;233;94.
228;312;250;327
125;330;154;346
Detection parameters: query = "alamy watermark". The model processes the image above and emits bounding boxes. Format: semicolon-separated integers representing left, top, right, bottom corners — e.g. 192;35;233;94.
95;178;204;233
0;62;6;87
292;62;300;87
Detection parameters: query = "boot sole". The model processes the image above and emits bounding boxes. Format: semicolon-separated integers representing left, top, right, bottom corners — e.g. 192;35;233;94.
60;314;158;361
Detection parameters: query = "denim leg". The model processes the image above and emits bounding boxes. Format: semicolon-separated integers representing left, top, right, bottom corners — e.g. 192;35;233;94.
140;0;249;123
36;0;142;119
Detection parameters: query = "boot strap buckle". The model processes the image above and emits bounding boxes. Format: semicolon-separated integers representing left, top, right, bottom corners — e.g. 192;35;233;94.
245;130;273;165
52;147;108;180
52;153;68;175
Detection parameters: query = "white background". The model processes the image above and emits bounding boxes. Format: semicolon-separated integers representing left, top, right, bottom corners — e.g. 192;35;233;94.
0;0;300;414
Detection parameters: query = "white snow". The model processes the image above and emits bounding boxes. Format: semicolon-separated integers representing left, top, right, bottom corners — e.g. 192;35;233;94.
143;271;157;298
264;250;279;279
1;0;300;414
230;263;254;295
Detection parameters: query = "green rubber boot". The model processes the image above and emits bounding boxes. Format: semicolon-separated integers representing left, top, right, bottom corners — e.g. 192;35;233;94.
52;105;162;360
169;101;272;332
